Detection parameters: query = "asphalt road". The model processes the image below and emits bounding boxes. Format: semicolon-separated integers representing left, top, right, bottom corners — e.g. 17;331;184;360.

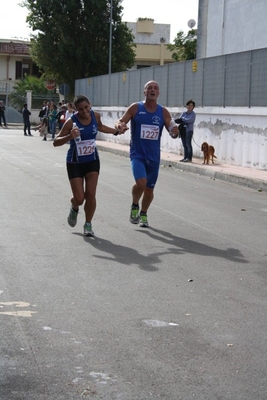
1;130;267;400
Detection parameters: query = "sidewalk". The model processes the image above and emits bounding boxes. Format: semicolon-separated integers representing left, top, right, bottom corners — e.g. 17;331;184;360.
97;140;267;193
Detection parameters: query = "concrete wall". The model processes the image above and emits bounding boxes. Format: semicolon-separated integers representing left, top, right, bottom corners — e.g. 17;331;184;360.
95;106;267;171
19;106;266;170
5;108;40;125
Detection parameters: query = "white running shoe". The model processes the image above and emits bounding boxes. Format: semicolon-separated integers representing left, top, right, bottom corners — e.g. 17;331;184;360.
139;214;149;227
84;222;94;236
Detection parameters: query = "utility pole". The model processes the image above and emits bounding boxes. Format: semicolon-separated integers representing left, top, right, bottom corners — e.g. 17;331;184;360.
108;0;113;75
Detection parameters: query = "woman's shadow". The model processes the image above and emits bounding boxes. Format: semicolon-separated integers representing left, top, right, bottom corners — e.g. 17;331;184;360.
80;225;247;272
82;234;171;272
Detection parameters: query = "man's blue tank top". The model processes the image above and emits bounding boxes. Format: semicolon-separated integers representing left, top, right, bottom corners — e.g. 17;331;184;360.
66;111;99;163
130;102;164;163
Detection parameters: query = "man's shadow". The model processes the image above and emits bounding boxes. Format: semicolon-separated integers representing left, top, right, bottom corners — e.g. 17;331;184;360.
80;225;247;272
139;226;247;263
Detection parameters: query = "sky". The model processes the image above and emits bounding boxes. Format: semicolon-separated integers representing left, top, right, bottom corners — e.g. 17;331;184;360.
0;0;198;42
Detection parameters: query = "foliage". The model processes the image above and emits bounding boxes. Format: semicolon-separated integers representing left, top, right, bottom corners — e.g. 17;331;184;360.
9;75;58;110
167;29;197;61
137;17;154;22
21;0;136;95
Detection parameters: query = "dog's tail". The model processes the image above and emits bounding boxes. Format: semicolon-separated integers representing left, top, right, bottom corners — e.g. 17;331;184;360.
213;155;217;158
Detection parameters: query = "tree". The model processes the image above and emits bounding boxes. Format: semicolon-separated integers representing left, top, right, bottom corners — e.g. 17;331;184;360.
167;29;197;62
9;75;57;110
22;0;136;94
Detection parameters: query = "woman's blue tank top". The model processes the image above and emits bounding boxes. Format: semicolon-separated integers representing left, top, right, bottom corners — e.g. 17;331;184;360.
66;111;99;163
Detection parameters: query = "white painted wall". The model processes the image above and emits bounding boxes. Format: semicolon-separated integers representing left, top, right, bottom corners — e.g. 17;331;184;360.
0;56;17;80
198;0;267;58
95;106;267;171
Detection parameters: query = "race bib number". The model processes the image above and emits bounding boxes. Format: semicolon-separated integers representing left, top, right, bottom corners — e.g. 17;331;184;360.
76;139;96;156
140;124;159;140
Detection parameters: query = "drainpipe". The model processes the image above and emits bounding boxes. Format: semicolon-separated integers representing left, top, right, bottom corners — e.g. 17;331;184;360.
196;0;208;58
221;0;226;54
5;55;11;121
26;90;33;112
160;37;166;66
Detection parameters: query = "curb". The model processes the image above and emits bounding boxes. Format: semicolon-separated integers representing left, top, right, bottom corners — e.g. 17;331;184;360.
160;159;267;192
97;144;267;193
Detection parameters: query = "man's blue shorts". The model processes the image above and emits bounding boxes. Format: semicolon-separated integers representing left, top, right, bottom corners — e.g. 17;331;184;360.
131;158;160;188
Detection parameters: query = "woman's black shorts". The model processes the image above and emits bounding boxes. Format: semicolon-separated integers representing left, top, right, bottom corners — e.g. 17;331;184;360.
67;159;100;180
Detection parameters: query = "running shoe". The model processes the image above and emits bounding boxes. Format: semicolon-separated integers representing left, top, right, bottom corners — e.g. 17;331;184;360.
139;214;149;227
84;222;94;236
130;207;140;224
67;206;79;227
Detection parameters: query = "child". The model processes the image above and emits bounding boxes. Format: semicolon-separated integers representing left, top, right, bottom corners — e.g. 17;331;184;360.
65;102;75;120
57;105;67;131
35;117;49;141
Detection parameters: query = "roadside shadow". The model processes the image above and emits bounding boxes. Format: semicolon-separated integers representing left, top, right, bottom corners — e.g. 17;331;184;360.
138;227;247;264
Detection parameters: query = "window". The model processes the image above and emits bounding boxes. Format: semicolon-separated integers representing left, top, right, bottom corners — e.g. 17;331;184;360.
15;61;22;79
22;63;30;76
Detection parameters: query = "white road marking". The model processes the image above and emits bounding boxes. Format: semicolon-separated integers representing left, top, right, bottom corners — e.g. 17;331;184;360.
142;319;179;327
0;311;37;317
0;302;37;317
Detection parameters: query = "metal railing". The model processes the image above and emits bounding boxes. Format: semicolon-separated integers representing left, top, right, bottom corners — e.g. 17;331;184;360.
0;80;16;94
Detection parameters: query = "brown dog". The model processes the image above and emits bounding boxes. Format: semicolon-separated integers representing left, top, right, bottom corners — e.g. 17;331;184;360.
201;142;217;164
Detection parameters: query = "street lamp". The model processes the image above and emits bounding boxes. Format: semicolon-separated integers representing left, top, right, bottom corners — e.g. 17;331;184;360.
108;0;113;75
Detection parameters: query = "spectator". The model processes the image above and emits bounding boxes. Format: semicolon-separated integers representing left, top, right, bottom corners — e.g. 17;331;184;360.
22;104;32;136
48;104;58;140
0;100;7;128
175;100;196;162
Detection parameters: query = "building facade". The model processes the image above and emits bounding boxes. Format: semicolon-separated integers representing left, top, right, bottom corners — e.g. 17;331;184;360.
0;39;40;99
126;19;175;69
197;0;267;58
